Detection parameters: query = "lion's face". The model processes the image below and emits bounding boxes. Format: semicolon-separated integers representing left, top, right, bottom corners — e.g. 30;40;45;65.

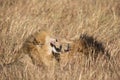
49;38;71;54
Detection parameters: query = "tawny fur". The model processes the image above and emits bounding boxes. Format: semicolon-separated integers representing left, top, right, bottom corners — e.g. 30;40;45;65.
22;30;60;67
60;34;109;62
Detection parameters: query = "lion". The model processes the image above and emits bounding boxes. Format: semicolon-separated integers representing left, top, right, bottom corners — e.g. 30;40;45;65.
60;34;110;63
22;30;69;67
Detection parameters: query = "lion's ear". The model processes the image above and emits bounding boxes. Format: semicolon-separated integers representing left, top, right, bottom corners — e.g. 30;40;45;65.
27;35;37;45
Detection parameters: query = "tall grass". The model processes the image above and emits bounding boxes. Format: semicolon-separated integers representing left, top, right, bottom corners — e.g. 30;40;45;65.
0;0;120;80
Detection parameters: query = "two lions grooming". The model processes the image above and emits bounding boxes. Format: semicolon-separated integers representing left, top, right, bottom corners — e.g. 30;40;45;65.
22;30;109;67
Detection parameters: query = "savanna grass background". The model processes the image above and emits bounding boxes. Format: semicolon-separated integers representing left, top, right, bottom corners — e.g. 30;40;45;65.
0;0;120;80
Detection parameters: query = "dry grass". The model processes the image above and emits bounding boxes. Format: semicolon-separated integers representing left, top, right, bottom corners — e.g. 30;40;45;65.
0;0;120;80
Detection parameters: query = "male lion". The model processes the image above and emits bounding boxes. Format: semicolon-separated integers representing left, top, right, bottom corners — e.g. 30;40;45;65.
22;30;69;67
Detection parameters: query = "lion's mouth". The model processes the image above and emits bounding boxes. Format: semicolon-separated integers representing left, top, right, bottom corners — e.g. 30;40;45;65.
50;42;71;54
50;42;62;54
